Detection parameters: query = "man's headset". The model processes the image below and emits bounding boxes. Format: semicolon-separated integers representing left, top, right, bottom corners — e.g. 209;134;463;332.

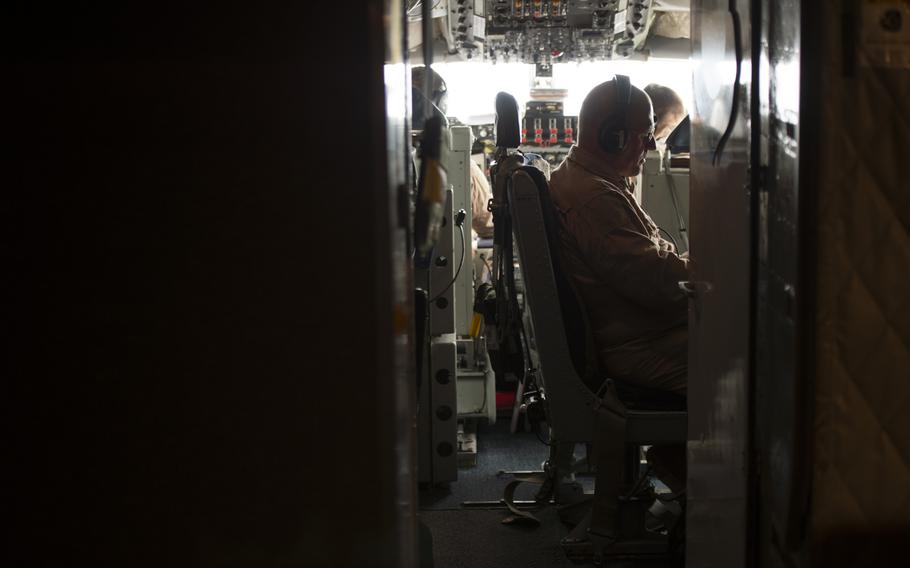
597;74;632;154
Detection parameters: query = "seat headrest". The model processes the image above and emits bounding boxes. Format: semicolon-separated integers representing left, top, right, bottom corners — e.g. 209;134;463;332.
494;92;520;149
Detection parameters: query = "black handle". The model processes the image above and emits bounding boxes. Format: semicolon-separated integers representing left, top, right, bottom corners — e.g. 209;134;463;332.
712;0;743;167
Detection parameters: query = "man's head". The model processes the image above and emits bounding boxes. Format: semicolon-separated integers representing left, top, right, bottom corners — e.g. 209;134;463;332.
411;65;448;115
578;76;656;177
643;84;685;142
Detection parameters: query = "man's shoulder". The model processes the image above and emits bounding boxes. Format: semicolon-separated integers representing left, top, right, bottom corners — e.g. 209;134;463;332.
550;165;628;210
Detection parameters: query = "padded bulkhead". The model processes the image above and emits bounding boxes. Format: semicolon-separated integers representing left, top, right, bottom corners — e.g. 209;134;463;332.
812;1;910;557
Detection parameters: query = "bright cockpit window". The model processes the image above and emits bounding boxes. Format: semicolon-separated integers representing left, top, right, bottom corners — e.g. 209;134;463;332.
433;59;694;125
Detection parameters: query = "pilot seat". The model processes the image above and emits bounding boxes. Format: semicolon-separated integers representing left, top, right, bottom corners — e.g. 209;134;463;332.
489;96;688;562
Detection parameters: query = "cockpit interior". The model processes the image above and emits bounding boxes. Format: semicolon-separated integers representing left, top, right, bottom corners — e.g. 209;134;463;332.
6;1;910;567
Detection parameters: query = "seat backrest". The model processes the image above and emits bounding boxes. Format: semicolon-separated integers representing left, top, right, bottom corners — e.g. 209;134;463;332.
511;165;688;411
508;167;599;443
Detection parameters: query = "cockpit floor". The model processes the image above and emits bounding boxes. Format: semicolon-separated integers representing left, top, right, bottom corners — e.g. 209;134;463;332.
420;417;558;510
419;419;672;567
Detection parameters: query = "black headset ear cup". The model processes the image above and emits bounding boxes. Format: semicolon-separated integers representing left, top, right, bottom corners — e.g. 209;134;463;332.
598;115;620;153
597;75;633;154
598;114;628;153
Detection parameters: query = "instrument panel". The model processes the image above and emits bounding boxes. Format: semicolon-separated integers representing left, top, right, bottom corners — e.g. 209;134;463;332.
477;0;654;63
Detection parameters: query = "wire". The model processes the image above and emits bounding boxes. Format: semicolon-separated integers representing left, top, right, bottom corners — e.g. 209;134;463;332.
481;255;493;282
712;0;743;166
664;169;689;251
658;226;680;251
624;465;654;500
519;314;535;386
534;422;552;446
407;0;444;21
429;222;467;304
503;217;534;388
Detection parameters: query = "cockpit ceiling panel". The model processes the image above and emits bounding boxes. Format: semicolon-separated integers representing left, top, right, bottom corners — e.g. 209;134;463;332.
482;0;653;63
652;0;689;11
408;1;669;63
651;10;689;39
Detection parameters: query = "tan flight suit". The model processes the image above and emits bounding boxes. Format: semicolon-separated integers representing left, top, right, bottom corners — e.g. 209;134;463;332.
549;145;689;396
469;159;494;239
550;146;689;493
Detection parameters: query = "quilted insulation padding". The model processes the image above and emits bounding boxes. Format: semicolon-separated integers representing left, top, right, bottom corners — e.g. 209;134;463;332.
812;2;910;547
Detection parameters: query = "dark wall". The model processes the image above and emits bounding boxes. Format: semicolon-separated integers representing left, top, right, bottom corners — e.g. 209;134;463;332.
752;0;810;566
4;4;412;566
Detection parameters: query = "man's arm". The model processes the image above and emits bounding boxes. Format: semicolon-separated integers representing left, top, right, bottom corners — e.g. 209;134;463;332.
575;192;689;310
469;160;494;238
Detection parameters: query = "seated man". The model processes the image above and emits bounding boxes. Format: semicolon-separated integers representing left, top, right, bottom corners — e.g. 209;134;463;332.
630;84;686;204
469;158;494;240
549;77;688;493
412;66;495;240
643;83;686;144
